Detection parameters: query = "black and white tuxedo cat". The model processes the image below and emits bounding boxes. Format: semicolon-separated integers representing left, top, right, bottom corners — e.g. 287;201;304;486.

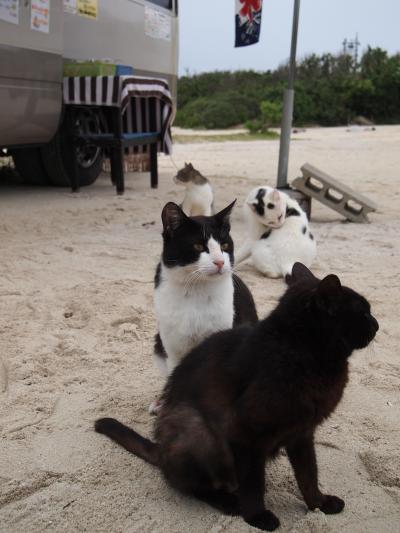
153;201;257;382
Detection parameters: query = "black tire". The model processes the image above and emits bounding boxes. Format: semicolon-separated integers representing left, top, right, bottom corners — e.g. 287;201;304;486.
12;148;50;186
41;107;104;187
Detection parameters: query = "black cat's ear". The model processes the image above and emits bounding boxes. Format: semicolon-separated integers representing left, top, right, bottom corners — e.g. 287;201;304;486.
161;202;187;233
215;200;236;225
316;274;342;315
286;262;317;285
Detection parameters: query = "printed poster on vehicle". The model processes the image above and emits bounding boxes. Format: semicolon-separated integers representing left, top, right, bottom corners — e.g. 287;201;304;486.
0;0;19;25
31;0;50;33
145;6;171;41
77;0;98;20
64;0;77;15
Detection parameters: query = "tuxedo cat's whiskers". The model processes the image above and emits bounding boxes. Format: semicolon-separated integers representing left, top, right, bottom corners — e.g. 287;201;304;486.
231;265;245;275
183;270;204;293
183;264;228;294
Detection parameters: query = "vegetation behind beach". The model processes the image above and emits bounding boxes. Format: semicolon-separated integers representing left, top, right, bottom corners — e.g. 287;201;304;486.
176;47;400;129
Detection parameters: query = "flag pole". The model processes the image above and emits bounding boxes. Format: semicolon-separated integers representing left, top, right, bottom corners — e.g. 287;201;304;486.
277;0;301;188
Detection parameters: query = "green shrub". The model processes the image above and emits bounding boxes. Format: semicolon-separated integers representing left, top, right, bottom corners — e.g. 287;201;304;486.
175;91;259;129
176;49;400;129
260;100;282;130
245;100;282;133
245;118;263;133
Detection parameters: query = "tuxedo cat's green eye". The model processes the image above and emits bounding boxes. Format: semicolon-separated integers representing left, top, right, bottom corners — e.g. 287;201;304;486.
194;244;205;252
221;243;230;251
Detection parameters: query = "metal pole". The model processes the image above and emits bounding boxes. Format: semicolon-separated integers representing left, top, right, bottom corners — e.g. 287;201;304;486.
277;0;301;188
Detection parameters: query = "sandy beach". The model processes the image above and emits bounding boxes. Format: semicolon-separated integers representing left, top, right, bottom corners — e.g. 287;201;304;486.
0;125;399;532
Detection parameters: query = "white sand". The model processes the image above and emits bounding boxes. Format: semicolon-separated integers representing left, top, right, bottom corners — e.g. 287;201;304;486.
0;126;399;532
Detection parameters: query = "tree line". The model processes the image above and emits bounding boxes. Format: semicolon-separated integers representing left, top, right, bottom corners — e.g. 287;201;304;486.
175;47;400;130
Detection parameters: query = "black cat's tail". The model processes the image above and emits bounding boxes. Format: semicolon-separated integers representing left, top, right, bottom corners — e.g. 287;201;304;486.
95;417;159;466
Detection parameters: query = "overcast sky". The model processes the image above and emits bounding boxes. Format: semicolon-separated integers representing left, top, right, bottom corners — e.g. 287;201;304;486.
178;0;400;75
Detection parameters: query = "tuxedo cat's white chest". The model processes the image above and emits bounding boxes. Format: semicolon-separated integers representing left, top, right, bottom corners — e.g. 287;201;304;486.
154;270;234;370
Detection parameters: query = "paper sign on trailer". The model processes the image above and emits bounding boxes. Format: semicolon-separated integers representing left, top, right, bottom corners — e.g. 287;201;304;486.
77;0;98;20
0;0;19;25
64;0;77;15
145;5;171;41
31;0;50;33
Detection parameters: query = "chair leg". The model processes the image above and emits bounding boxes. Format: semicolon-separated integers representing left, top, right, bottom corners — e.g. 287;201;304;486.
110;146;125;195
150;143;158;189
108;150;116;185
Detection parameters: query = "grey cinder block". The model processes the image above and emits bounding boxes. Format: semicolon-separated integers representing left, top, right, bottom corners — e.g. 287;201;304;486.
292;163;378;223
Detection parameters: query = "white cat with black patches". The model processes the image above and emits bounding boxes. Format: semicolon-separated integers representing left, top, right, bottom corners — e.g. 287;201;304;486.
174;163;214;216
237;186;317;278
236;186;287;264
152;201;257;412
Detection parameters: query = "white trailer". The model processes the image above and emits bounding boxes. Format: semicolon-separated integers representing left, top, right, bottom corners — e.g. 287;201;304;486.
0;0;179;186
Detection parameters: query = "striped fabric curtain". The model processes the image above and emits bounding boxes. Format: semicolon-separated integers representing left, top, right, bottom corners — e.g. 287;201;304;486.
235;0;263;47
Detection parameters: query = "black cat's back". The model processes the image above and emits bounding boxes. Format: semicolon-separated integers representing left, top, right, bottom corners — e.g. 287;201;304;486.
161;325;253;404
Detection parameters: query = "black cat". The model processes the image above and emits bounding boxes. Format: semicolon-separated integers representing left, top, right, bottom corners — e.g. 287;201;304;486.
96;263;379;531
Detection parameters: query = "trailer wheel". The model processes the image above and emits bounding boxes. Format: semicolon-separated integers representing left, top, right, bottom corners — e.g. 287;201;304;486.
12;148;50;185
41;108;104;187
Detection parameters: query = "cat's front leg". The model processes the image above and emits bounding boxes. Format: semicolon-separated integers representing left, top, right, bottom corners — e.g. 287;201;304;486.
286;434;345;514
235;448;280;531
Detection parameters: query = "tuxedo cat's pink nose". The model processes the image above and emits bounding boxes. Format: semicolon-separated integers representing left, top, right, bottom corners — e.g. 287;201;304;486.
214;259;225;271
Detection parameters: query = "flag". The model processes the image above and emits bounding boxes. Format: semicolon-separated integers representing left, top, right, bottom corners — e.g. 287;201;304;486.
235;0;263;47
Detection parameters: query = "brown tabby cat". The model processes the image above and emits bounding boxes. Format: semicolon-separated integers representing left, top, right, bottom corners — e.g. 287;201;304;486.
174;162;214;216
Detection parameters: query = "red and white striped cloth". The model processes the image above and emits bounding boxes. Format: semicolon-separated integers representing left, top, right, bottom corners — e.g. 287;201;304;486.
63;75;174;154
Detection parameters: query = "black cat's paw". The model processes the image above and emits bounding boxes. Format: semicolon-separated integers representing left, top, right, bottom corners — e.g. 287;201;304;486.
319;495;345;514
245;510;280;531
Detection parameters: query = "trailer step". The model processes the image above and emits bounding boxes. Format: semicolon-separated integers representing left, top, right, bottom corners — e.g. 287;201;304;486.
292;163;378;223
